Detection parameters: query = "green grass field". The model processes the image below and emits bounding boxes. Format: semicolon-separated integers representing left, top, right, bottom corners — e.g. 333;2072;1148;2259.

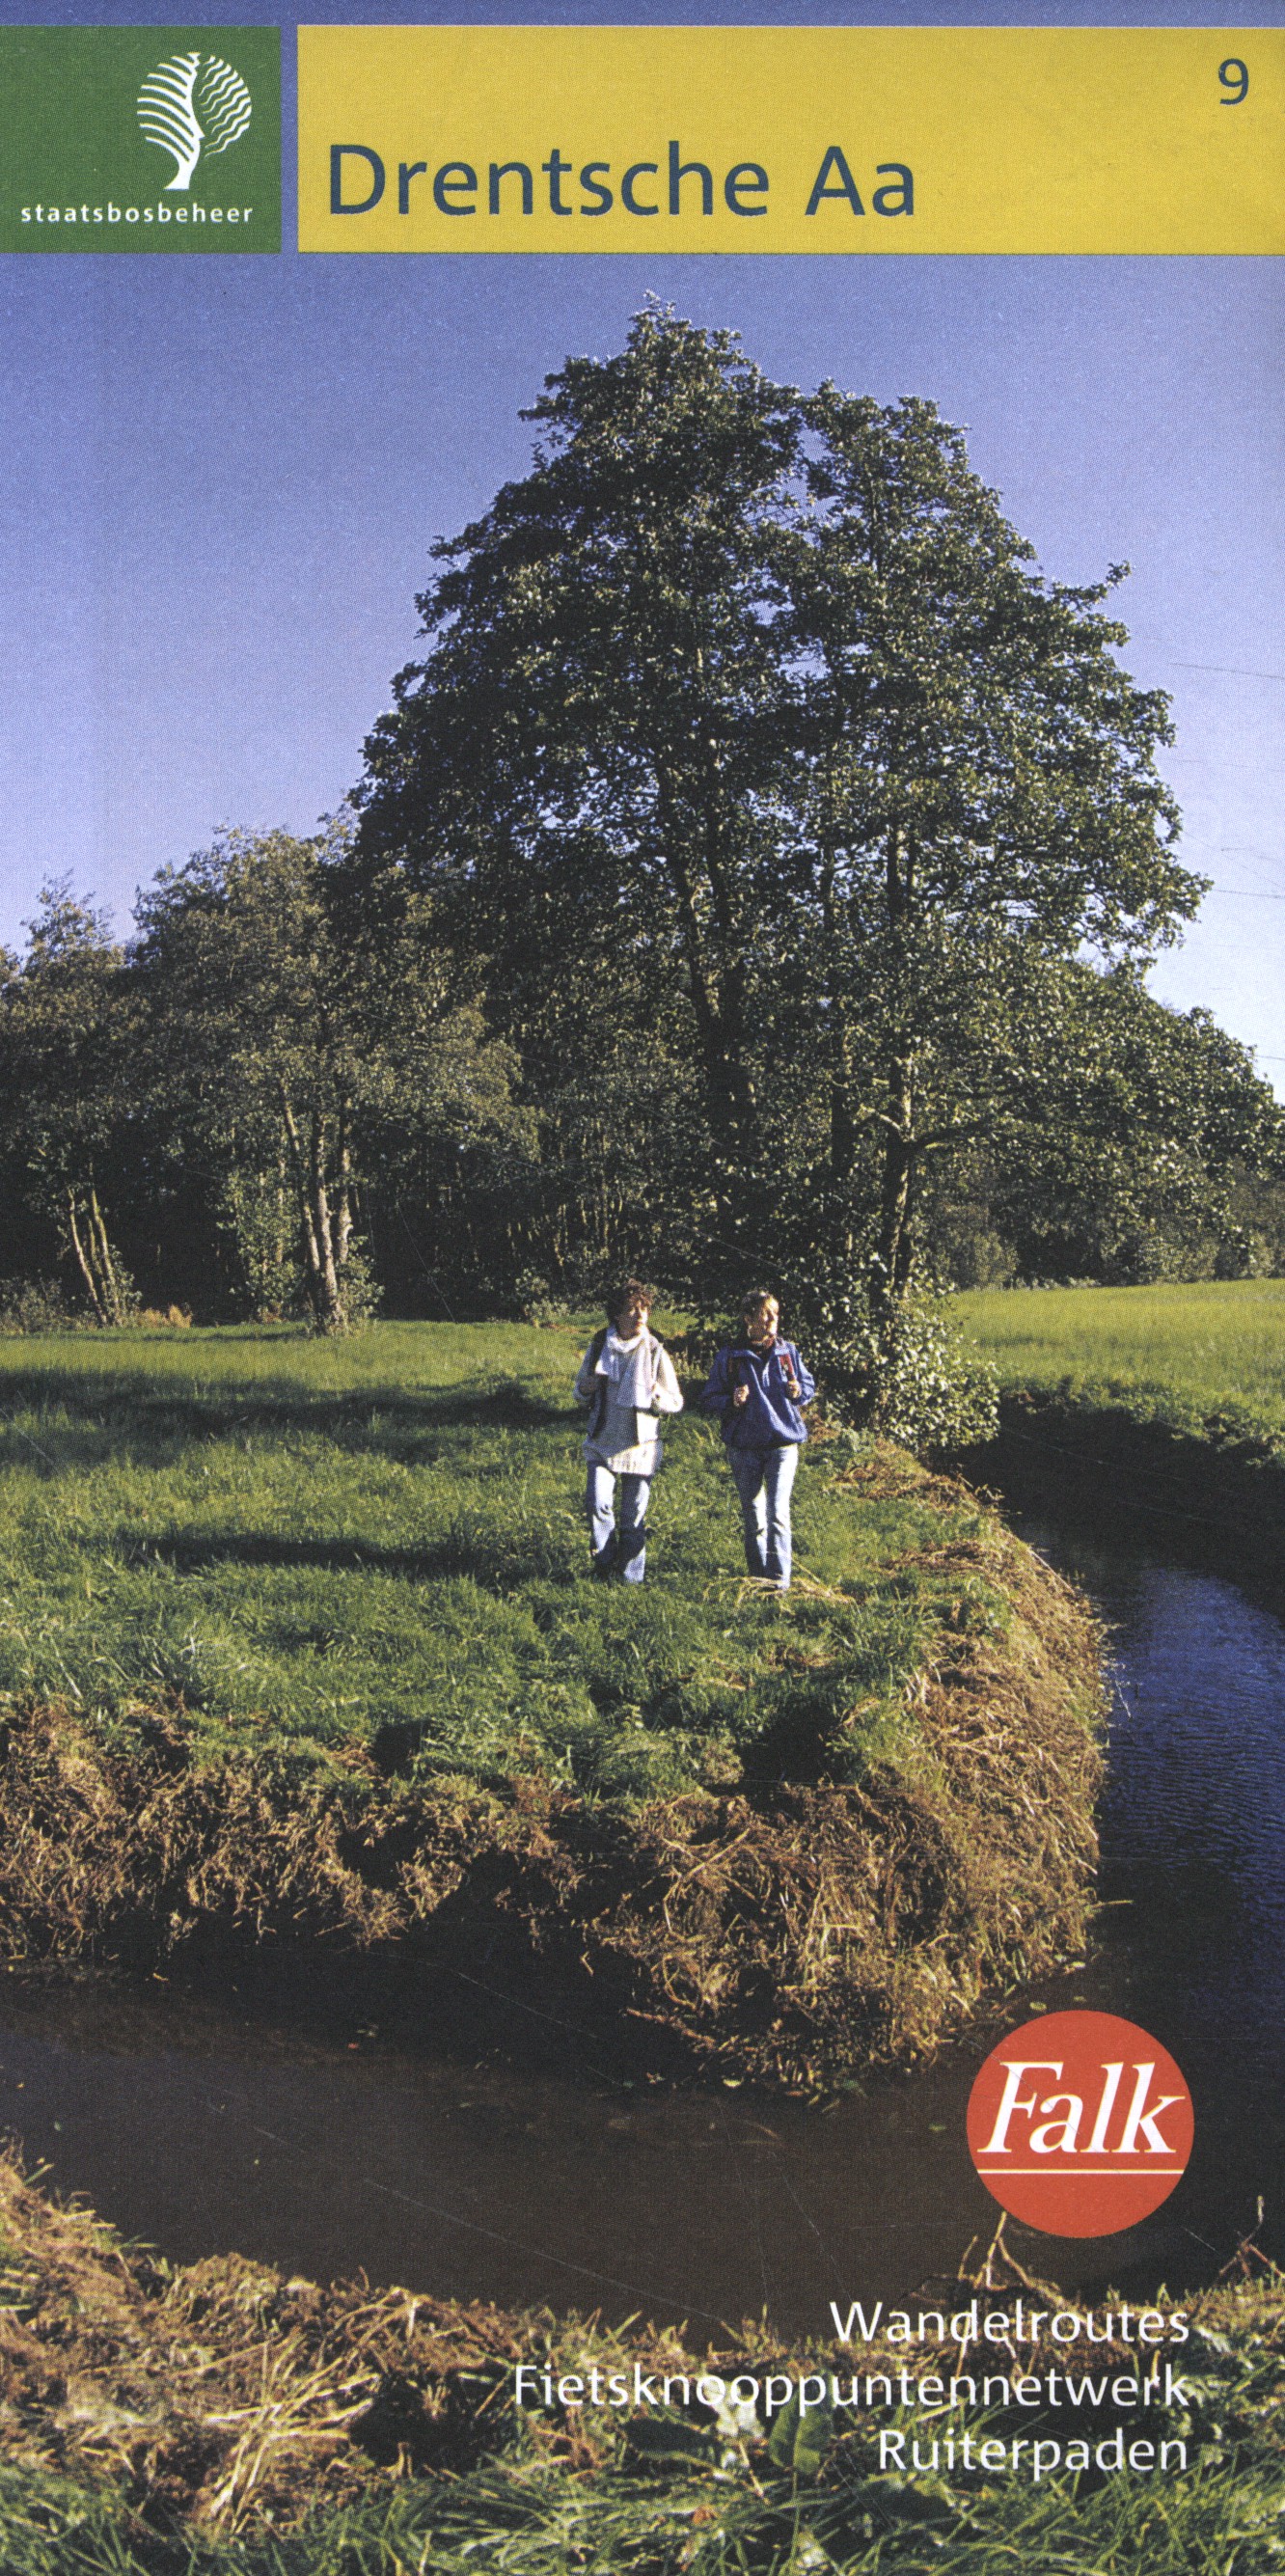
0;1319;984;1801
955;1279;1285;1446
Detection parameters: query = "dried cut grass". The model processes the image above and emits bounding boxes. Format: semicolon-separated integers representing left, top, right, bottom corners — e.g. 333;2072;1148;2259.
0;1454;1104;2086
0;2143;730;2531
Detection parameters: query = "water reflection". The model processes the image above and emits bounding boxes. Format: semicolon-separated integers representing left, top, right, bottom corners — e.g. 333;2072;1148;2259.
1015;1509;1285;2051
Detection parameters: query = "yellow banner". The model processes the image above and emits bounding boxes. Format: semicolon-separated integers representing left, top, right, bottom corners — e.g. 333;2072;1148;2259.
297;26;1285;254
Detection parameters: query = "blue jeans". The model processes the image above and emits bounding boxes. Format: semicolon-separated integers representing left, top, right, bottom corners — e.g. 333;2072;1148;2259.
726;1443;799;1589
586;1464;650;1582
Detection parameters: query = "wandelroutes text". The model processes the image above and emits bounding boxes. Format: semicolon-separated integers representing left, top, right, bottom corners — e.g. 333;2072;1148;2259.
513;2300;1195;2481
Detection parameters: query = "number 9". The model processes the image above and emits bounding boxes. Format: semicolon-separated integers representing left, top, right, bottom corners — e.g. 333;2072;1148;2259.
1218;58;1248;103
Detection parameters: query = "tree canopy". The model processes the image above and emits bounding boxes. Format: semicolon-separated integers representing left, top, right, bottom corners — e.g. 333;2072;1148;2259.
355;307;1215;1317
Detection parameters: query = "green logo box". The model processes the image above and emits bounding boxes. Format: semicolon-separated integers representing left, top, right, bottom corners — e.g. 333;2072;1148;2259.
0;26;280;249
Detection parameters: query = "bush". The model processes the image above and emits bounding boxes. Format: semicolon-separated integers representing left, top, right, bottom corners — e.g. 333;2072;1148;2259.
804;1270;998;1453
0;1277;84;1334
513;1269;573;1325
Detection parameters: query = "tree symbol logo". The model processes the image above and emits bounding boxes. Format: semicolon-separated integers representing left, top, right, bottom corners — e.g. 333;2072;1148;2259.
137;53;252;192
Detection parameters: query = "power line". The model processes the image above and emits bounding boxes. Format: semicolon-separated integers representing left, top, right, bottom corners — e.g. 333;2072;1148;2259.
1166;658;1285;684
1125;633;1285;686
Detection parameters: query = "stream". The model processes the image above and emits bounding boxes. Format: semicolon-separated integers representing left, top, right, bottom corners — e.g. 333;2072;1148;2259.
2;1467;1282;2337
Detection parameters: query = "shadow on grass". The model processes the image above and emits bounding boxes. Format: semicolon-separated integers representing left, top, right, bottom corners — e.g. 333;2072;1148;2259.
736;1692;856;1789
0;1371;571;1472
115;1524;577;1590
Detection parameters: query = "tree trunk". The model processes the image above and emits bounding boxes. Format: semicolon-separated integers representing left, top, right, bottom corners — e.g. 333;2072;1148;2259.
89;1187;126;1327
335;1127;354;1276
66;1190;107;1325
871;823;916;1320
873;1113;915;1323
308;1124;344;1331
654;764;757;1181
280;1092;344;1331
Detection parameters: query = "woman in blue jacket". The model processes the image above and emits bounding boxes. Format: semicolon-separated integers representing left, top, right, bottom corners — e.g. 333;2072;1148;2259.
700;1290;816;1592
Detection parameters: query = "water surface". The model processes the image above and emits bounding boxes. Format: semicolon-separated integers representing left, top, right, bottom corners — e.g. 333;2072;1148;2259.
3;1480;1281;2331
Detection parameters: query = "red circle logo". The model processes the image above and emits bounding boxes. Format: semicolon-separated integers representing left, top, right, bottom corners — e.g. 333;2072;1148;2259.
967;2011;1193;2238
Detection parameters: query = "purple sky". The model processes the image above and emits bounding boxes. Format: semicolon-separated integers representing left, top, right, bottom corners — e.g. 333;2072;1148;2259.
4;0;1283;1085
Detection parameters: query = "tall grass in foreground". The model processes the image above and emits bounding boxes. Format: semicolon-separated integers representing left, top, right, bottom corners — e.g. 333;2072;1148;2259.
956;1279;1285;1443
2;2448;1279;2576
0;1321;983;1799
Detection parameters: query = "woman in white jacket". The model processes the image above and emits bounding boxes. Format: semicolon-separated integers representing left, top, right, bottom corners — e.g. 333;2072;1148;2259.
573;1278;683;1582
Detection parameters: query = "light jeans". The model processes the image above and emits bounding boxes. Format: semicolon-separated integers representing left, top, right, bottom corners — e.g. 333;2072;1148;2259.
726;1442;799;1589
586;1464;651;1582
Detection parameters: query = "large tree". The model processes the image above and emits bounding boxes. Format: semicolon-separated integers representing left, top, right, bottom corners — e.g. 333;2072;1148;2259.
780;389;1199;1309
356;311;1210;1311
357;309;801;1206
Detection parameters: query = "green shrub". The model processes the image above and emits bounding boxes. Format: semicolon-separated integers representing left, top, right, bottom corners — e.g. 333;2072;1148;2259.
806;1274;999;1453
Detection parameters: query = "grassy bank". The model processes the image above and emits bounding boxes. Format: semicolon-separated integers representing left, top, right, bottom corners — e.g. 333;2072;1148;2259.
957;1280;1285;1439
955;1282;1285;1550
2;2147;1282;2575
0;1322;1102;2082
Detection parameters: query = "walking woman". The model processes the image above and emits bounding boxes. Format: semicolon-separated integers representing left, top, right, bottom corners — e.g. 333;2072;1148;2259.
700;1290;815;1592
573;1279;683;1582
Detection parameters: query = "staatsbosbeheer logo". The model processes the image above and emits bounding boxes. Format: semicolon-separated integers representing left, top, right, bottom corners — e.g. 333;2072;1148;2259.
137;52;252;192
0;28;280;254
967;2010;1193;2238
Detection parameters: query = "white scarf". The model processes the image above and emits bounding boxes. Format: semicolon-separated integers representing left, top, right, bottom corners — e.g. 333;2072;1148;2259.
596;1327;655;1411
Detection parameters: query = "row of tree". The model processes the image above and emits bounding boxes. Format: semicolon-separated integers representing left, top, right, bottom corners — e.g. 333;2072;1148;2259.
2;310;1281;1345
